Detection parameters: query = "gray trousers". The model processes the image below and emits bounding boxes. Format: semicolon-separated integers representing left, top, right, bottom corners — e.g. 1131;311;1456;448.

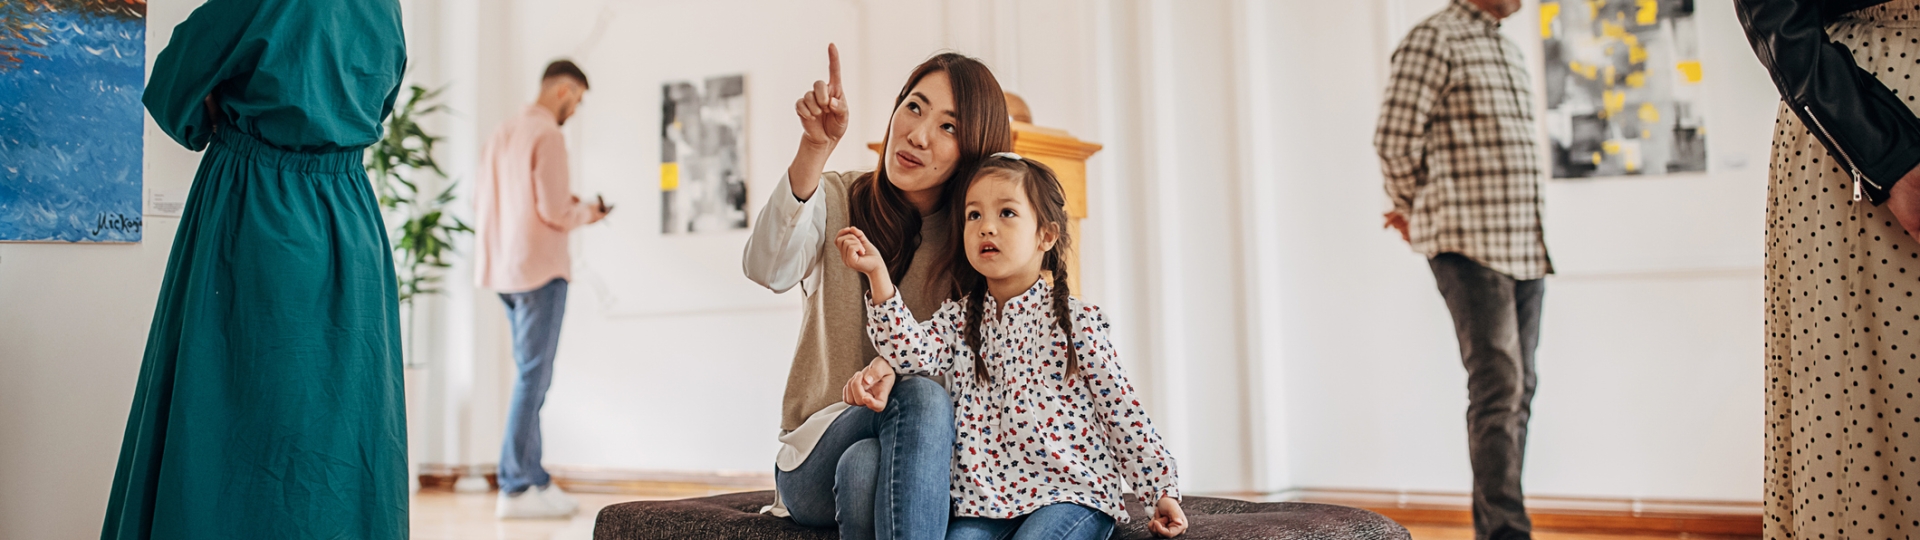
1428;253;1542;540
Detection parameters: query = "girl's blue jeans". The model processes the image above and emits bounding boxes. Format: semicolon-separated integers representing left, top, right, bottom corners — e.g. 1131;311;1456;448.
948;503;1117;540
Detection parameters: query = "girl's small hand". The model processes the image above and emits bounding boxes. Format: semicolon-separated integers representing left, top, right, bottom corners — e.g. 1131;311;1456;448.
838;227;896;302
1148;496;1187;537
836;226;885;276
841;357;897;412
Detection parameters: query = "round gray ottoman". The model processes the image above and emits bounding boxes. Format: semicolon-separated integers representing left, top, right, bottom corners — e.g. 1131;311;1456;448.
593;490;1411;540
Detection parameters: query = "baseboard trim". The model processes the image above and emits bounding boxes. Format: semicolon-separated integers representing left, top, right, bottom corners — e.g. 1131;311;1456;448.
415;463;495;492
1269;488;1760;536
415;464;772;496
544;466;774;495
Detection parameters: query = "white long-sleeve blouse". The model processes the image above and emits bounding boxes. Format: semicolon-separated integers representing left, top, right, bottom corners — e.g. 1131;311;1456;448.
866;278;1180;523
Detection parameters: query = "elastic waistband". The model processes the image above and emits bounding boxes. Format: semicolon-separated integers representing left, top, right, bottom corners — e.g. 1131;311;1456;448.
208;127;367;173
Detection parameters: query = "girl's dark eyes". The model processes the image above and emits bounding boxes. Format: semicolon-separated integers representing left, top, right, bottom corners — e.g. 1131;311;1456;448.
966;210;981;220
942;123;956;134
907;102;921;114
1000;209;1016;218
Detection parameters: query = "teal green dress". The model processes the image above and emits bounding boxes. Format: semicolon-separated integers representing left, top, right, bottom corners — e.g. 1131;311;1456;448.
101;0;409;538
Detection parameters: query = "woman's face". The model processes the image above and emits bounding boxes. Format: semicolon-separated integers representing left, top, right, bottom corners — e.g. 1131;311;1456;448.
883;70;962;202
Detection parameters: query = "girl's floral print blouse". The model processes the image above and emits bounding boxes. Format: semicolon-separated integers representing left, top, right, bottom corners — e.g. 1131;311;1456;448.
866;278;1180;522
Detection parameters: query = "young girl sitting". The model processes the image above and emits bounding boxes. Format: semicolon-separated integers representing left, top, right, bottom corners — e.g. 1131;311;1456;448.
835;153;1189;539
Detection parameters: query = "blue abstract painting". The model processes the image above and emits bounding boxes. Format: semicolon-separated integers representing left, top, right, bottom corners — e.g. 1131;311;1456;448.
0;0;146;243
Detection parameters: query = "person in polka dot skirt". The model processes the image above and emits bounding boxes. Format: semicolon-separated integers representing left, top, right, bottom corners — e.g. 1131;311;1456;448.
836;154;1189;539
1740;1;1920;538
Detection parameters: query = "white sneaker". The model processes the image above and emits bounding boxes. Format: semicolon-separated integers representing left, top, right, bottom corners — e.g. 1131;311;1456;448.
496;487;570;519
539;483;580;515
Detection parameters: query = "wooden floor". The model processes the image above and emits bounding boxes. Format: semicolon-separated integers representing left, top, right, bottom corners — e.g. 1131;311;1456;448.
412;488;755;540
410;489;1743;540
1399;526;1749;540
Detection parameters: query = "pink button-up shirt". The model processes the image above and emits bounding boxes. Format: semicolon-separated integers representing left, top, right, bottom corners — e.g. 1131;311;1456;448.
474;105;597;293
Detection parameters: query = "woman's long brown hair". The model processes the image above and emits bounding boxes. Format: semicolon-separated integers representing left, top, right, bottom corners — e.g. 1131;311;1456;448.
848;53;1012;293
956;157;1077;383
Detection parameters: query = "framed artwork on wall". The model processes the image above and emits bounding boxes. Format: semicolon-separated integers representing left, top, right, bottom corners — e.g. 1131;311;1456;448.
1542;0;1707;178
0;0;146;243
660;73;748;234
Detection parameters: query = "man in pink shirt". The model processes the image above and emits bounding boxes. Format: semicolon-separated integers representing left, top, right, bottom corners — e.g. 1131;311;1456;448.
473;60;610;519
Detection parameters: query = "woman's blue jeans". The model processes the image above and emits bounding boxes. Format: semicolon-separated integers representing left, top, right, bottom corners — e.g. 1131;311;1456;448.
947;503;1116;540
774;376;954;540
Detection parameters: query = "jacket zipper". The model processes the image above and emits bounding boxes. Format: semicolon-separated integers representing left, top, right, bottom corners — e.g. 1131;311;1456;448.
1804;105;1880;201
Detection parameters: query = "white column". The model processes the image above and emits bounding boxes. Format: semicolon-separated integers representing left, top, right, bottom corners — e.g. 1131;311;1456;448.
1231;0;1291;494
1135;0;1194;479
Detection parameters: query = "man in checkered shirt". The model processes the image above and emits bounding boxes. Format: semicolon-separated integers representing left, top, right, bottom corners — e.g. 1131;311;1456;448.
1373;1;1548;540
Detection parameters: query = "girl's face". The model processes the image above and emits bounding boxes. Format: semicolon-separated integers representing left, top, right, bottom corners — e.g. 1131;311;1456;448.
883;71;962;201
964;172;1057;286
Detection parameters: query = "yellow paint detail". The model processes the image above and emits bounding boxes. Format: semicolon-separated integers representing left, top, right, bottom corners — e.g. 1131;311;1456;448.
1603;141;1623;155
1676;60;1703;83
1629;43;1647;64
1601;20;1627;39
1605;65;1617;87
1625;71;1646;88
1541;3;1560;38
1591;152;1603;165
1570;61;1598;80
661;162;679;191
1603;90;1627;118
1636;0;1658;25
1638;102;1661;124
1641;129;1651;138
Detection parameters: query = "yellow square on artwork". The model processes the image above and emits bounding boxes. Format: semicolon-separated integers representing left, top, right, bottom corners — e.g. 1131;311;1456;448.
661;162;680;191
1676;60;1704;84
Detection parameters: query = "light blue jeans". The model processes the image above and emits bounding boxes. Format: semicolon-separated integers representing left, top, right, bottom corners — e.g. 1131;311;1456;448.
774;376;955;540
497;278;568;495
947;503;1116;540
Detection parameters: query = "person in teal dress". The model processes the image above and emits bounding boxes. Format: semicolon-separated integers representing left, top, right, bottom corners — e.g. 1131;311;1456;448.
100;0;410;538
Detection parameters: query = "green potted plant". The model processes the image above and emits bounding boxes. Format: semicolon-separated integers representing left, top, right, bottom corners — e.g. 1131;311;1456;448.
366;84;468;494
365;85;471;367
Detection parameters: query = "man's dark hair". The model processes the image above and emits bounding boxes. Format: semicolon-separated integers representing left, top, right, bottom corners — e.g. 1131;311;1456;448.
542;60;589;89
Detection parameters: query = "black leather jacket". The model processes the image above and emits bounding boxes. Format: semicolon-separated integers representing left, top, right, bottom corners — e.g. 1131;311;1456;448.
1738;0;1920;203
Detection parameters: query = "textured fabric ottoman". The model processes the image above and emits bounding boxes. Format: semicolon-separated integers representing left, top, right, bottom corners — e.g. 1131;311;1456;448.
594;490;1411;540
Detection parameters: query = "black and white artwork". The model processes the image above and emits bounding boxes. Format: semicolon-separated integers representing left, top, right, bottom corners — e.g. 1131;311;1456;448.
1543;0;1707;178
660;74;748;233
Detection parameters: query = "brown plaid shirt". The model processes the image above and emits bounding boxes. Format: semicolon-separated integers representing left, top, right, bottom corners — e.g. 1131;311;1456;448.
1374;0;1551;280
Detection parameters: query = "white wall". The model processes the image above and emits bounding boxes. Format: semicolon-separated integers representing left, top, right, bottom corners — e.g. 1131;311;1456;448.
491;0;869;473
0;1;205;537
1257;0;1766;500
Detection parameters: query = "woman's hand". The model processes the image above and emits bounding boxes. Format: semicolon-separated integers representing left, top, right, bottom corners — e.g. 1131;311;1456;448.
787;43;850;202
1149;496;1188;538
836;227;894;302
841;357;897;412
796;43;849;150
1889;164;1920;241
